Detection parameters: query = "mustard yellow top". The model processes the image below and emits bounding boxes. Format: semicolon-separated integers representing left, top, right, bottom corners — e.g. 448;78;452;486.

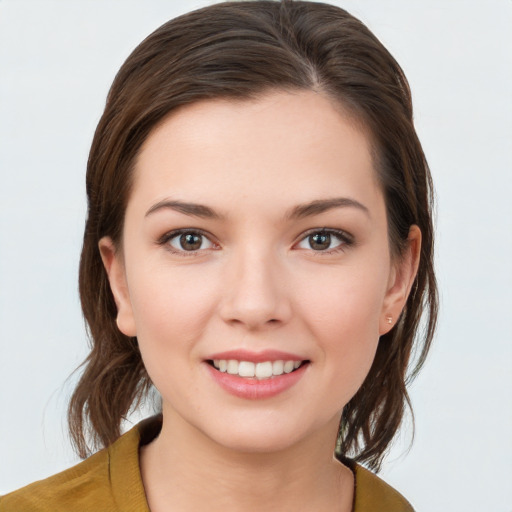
1;416;414;511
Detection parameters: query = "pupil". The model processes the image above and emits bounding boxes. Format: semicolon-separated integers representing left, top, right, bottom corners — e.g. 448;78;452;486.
310;232;330;250
180;233;201;250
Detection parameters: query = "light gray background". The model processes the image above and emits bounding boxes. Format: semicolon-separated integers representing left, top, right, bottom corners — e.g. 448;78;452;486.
1;1;511;510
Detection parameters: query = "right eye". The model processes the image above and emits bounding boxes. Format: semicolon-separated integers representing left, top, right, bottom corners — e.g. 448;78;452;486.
164;230;216;253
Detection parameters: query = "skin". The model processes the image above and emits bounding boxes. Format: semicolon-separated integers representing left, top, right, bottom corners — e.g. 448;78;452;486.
100;89;420;512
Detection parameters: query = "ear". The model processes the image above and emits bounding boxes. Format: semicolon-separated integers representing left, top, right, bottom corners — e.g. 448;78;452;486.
98;237;137;337
379;225;421;335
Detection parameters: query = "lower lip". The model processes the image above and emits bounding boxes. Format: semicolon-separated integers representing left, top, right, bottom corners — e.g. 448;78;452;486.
205;363;308;400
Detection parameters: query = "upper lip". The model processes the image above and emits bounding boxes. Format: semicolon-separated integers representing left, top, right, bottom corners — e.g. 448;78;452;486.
207;349;306;363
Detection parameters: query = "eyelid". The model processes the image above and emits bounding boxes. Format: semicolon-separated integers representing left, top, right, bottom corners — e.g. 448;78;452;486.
294;228;354;253
157;228;219;254
157;227;354;255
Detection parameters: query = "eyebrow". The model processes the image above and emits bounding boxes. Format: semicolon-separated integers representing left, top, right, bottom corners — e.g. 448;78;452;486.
286;197;370;220
145;200;223;219
145;196;369;221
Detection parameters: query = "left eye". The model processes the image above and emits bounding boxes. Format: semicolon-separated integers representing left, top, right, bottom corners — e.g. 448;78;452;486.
167;231;215;252
296;230;346;251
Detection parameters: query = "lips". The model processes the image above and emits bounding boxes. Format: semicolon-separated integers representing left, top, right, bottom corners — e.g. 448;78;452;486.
211;359;302;379
205;350;309;399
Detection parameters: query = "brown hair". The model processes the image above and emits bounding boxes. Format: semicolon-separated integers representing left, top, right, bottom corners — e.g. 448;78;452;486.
70;0;437;471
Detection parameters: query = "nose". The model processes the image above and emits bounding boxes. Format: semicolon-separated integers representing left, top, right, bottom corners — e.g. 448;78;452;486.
218;247;292;330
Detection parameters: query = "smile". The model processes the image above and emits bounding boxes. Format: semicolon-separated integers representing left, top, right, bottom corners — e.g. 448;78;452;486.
211;359;304;379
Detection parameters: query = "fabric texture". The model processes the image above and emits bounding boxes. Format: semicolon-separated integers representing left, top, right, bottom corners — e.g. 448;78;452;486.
1;415;414;511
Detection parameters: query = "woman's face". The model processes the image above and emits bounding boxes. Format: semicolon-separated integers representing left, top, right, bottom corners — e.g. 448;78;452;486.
101;90;418;453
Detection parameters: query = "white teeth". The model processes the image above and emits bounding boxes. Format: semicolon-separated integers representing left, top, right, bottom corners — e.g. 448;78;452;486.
227;360;239;375
212;359;303;379
238;361;255;377
283;360;295;373
255;361;273;379
272;360;284;375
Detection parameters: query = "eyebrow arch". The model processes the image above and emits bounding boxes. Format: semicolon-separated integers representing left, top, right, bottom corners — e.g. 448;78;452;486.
145;199;224;220
286;197;370;220
145;197;369;221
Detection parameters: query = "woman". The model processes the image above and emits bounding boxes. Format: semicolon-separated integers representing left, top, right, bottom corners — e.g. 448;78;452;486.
1;1;437;510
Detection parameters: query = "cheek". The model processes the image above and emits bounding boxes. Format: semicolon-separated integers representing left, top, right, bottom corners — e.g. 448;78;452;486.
126;264;223;404
298;264;387;339
295;265;387;390
127;262;221;354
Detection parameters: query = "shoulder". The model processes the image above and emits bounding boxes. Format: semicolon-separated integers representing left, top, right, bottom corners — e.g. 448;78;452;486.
352;463;415;512
0;449;116;511
0;417;156;512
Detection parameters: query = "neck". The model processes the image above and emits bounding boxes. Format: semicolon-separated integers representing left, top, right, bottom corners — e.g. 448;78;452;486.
139;411;354;512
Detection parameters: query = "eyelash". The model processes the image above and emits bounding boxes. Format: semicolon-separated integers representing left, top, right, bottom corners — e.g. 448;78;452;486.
157;228;218;256
157;228;354;256
296;228;354;255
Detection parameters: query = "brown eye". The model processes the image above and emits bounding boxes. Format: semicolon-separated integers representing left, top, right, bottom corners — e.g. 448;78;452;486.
296;229;348;252
309;232;331;250
167;231;214;252
180;233;202;250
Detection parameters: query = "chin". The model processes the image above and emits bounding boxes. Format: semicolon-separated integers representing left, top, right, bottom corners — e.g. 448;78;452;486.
212;430;305;455
199;412;340;456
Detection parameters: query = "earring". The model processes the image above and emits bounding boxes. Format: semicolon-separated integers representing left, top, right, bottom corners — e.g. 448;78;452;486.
386;315;393;325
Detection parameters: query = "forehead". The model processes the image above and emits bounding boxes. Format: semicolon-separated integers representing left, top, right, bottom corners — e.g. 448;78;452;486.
131;90;380;215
